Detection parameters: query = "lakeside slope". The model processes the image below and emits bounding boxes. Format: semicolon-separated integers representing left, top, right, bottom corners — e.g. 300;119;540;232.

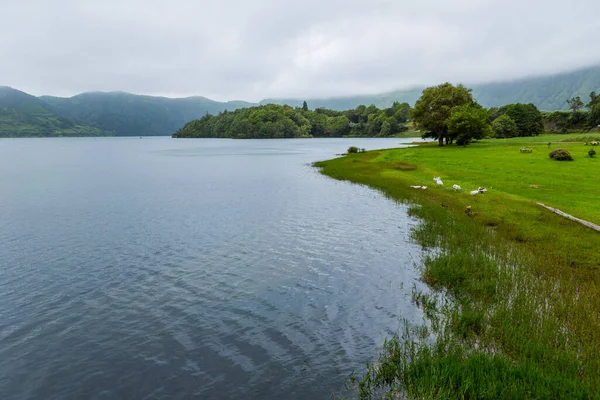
315;134;600;398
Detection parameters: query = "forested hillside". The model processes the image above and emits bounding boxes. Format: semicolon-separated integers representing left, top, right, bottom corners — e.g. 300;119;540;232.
472;66;600;110
0;87;106;137
260;88;423;112
41;92;254;136
263;66;600;112
1;65;599;137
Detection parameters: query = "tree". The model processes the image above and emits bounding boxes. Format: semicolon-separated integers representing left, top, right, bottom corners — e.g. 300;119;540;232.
447;104;492;145
392;102;411;123
302;101;308;111
330;115;351;136
567;96;584;113
587;92;600;128
503;103;544;136
487;107;504;122
379;120;392;137
411;83;473;146
491;114;519;138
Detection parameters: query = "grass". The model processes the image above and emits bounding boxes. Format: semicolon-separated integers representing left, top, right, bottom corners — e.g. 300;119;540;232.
315;133;600;399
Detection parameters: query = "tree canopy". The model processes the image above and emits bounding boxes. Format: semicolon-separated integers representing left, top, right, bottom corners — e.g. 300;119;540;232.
447;104;492;145
502;103;544;136
173;102;411;139
487;103;544;136
588;92;600;128
567;96;584;113
411;83;474;146
491;114;519;138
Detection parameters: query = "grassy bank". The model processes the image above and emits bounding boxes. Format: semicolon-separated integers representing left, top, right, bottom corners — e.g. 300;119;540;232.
315;133;600;399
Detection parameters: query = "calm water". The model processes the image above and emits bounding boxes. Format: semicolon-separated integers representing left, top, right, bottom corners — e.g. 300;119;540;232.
0;137;428;399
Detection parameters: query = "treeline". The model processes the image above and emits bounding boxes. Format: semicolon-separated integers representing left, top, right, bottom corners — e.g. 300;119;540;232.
488;103;544;138
411;83;548;146
542;92;600;133
411;83;600;146
172;101;411;139
173;85;600;143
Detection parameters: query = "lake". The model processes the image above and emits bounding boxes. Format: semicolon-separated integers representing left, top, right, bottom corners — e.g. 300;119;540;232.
0;137;428;399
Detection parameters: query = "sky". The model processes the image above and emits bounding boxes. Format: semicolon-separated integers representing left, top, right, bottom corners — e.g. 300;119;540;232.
1;0;599;101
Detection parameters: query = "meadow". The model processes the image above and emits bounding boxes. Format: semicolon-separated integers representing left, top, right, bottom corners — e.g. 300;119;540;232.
316;133;600;399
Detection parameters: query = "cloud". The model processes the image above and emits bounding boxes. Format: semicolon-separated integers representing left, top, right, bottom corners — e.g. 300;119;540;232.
1;0;599;101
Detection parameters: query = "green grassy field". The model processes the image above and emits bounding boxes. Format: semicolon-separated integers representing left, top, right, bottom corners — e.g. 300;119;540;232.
316;133;600;399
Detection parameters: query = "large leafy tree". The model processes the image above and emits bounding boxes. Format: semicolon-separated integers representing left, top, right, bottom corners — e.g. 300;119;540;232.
503;103;544;136
447;104;492;145
411;83;473;146
391;102;411;123
491;114;519;138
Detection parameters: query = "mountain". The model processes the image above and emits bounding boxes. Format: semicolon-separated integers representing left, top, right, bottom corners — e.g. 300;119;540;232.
41;92;255;137
471;66;600;110
261;65;600;112
0;87;106;137
2;64;600;138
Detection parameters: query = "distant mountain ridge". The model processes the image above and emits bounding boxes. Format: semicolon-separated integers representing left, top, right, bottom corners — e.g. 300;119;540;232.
40;92;254;137
260;87;424;111
1;65;599;137
263;65;600;111
0;86;106;137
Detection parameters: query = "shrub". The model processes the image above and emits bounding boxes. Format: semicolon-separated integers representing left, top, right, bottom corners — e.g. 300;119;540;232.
549;148;573;161
589;149;596;158
347;146;359;154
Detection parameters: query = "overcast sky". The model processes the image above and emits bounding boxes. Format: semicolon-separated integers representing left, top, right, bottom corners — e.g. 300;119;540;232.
1;0;599;101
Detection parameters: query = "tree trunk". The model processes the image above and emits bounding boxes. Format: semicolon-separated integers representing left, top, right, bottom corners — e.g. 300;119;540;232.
438;136;444;146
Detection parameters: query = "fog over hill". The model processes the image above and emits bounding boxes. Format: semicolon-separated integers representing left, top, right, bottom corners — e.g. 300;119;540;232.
1;65;599;137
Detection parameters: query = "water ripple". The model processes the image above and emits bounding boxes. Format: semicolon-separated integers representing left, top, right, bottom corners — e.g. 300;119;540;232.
0;138;427;399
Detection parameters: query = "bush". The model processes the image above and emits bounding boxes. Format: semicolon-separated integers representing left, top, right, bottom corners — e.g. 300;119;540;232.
549;148;573;161
347;146;367;154
589;149;596;158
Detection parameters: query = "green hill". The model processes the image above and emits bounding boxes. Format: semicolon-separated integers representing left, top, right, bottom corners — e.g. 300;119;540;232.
41;92;255;137
2;65;600;137
262;65;600;111
0;87;106;137
471;66;600;110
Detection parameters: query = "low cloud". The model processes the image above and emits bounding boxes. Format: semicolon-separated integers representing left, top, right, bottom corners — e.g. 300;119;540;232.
1;0;599;101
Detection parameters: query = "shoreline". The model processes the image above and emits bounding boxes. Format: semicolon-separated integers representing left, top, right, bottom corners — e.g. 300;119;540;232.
314;134;600;398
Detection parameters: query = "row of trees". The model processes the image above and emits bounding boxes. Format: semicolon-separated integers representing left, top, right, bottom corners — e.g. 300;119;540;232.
173;101;411;139
411;83;545;146
174;83;599;144
543;93;600;132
